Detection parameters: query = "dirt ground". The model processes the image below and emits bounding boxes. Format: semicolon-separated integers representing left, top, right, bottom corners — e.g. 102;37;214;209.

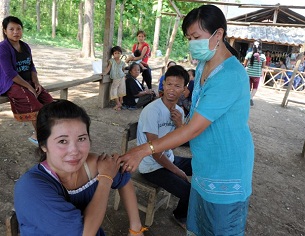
1;44;305;236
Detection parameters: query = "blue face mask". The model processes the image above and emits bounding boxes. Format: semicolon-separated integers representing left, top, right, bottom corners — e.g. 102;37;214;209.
189;30;218;62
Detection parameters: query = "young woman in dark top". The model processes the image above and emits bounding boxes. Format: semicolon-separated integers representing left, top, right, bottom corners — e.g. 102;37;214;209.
0;16;53;145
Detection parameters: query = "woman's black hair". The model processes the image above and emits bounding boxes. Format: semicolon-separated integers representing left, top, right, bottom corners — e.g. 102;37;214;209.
182;5;237;57
250;41;262;66
111;46;122;55
2;16;23;39
164;65;190;86
36;99;91;162
224;40;238;58
182;5;227;40
128;62;141;74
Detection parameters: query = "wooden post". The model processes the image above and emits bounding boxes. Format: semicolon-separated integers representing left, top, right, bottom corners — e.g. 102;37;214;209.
151;0;163;57
281;60;301;107
164;16;180;66
99;0;116;108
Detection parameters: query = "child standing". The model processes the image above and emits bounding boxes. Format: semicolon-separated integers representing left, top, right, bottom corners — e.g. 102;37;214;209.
103;46;126;111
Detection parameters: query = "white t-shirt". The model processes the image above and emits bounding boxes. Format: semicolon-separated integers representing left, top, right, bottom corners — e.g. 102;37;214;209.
137;98;184;173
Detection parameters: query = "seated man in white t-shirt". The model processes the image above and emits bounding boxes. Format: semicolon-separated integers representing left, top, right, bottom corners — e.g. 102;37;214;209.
136;65;192;229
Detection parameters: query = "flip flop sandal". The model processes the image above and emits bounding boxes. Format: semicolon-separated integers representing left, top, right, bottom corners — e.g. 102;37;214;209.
128;226;148;236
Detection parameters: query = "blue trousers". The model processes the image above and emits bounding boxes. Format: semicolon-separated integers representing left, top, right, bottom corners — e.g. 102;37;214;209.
141;156;192;219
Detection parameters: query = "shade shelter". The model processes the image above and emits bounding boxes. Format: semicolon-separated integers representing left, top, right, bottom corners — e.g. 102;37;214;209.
226;5;305;61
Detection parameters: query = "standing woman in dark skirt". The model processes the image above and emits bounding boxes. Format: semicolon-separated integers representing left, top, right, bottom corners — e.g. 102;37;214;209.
0;16;53;145
126;30;153;89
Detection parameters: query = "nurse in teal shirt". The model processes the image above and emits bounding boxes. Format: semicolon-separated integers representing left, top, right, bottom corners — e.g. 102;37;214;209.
120;4;254;236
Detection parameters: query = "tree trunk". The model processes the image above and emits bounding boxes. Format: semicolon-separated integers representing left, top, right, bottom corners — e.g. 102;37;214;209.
117;0;125;47
151;0;163;58
77;1;84;42
0;0;10;41
99;0;116;108
36;0;41;32
166;17;173;47
138;11;143;30
164;16;180;66
51;0;56;38
80;0;95;58
22;0;26;16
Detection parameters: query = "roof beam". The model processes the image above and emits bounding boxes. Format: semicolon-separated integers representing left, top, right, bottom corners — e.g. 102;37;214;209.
168;0;183;18
227;21;305;28
281;8;305;24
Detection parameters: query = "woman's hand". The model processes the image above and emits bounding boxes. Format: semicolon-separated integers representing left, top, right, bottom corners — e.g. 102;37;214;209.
27;85;38;98
120;145;149;172
144;89;154;95
34;83;42;96
147;89;153;94
97;153;121;178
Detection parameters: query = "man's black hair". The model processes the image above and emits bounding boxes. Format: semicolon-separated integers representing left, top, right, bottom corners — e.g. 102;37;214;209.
164;65;189;86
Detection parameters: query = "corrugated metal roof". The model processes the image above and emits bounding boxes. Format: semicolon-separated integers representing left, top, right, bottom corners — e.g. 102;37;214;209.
228;7;305;25
227;24;305;46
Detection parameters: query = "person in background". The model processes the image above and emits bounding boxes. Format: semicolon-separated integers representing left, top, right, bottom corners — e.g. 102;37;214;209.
137;65;191;229
177;68;195;116
14;99;147;236
126;30;152;89
265;50;271;66
0;16;53;145
123;63;155;110
279;57;287;69
244;41;266;106
274;58;287;81
120;5;254;236
103;46;126;111
158;61;176;97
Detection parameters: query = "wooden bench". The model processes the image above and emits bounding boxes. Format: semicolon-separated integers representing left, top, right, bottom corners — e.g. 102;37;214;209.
0;74;103;105
113;122;171;226
284;99;305;107
0;65;165;107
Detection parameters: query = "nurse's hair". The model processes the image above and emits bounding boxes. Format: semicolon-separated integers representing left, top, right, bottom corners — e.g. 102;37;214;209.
182;5;227;41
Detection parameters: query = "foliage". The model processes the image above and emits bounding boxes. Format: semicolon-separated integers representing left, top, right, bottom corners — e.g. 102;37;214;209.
8;0;202;61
